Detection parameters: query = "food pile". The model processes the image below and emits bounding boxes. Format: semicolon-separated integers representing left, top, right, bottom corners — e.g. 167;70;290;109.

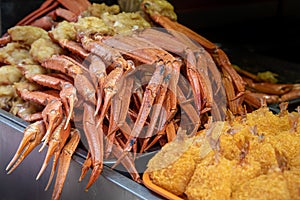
146;105;300;199
0;0;299;199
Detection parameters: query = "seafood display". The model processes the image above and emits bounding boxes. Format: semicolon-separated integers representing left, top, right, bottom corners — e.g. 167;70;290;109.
0;0;299;199
145;105;300;199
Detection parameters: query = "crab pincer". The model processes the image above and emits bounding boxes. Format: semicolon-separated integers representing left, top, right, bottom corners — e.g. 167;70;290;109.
6;120;46;174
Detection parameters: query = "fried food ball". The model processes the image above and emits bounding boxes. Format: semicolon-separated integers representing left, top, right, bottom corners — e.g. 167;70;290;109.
185;155;232;200
101;12;151;34
48;21;77;42
283;169;300;200
7;26;48;45
230;156;261;192
0;65;22;85
142;0;177;21
270;133;300;169
232;171;291;200
75;17;114;37
30;38;64;63
81;3;120;18
16;64;47;80
0;43;37;65
147;135;196;196
248;140;278;173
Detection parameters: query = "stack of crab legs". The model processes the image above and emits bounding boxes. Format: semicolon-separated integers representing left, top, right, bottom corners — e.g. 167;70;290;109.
1;0;300;199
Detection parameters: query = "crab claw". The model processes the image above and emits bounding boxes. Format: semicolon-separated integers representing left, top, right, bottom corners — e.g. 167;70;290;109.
85;162;103;192
79;152;92;182
36;117;70;184
39;99;63;152
83;103;104;191
51;129;80;200
97;67;124;127
6;120;46;174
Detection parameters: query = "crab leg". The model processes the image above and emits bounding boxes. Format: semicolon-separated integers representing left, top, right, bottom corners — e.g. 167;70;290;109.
31;74;78;129
88;54;107;115
6;120;46;174
140;73;170;152
16;0;59;26
51;128;80;200
74;74;97;105
40;99;64;152
59;39;89;59
41;55;86;78
98;67;124;126
143;11;245;96
222;70;242;114
280;89;300;102
105;77;133;158
112;61;166;166
243;77;293;95
138;29;214;115
36;117;71;187
79;151;92;182
83;103;103;191
0;35;12;46
112;142;141;183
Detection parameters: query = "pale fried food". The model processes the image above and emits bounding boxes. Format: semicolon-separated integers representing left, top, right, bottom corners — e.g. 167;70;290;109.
146;134;196;196
0;65;22;85
146;107;300;199
30;38;64;63
185;155;232;200
81;3;120;18
101;12;151;34
232;172;291;200
7;26;48;45
0;43;37;65
48;21;77;42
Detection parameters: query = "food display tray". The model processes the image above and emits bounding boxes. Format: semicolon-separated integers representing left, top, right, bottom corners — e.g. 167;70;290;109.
0;109;163;200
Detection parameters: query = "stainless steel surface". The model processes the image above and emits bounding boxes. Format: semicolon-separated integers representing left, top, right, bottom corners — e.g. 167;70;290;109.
0;109;162;200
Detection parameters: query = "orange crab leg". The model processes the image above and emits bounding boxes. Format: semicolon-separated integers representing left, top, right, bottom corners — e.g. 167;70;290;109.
0;35;12;46
222;70;243;114
83;103;103;191
36;117;71;186
58;39;89;59
40;99;64;152
97;67;124;126
6;120;46;174
105;77;133;158
243;77;293;95
74;74;97;105
79;151;92;182
51;128;80;200
55;7;78;22
140;73;170;152
57;0;91;15
87;54;107;115
112;142;141;183
16;0;59;26
17;89;60;106
146;14;245;95
41;55;85;78
30;74;78;129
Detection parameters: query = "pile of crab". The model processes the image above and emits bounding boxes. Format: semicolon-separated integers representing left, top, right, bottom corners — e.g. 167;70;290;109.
0;0;299;199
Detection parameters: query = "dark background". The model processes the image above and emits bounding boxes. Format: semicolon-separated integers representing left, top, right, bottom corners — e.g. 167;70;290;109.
1;0;300;79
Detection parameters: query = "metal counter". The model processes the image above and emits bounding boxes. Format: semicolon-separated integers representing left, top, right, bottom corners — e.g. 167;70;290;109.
0;109;163;200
